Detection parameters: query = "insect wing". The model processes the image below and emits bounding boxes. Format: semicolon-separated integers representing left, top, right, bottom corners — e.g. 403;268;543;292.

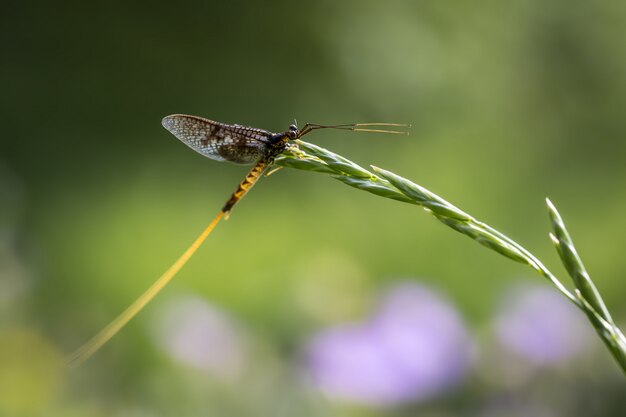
162;114;271;164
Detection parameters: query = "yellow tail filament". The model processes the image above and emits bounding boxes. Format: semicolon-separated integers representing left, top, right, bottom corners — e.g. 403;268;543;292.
65;118;402;366
66;161;270;367
65;210;225;367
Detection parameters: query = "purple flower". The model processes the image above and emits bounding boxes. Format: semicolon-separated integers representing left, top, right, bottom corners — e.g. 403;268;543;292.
305;282;472;406
494;284;592;364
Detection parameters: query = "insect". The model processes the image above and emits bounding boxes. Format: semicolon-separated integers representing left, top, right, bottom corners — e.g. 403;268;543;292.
66;114;408;366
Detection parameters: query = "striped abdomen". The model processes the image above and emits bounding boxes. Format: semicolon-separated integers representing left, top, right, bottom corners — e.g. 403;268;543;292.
222;159;269;214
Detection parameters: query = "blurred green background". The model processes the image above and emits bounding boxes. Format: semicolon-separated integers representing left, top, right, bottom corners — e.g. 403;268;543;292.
1;0;625;415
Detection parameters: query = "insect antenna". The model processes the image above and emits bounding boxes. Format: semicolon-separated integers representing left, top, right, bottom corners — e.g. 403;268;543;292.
297;122;410;138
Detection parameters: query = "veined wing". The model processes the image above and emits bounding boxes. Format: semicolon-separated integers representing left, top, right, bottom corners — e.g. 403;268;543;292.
162;114;273;164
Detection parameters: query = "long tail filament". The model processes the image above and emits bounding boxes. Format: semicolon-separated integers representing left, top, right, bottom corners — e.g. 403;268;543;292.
65;210;225;367
66;160;270;367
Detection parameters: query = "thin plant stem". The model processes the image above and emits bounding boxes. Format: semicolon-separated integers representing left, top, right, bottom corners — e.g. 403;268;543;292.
275;139;626;375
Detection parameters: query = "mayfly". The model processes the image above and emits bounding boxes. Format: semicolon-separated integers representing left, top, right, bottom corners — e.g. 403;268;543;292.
66;114;409;366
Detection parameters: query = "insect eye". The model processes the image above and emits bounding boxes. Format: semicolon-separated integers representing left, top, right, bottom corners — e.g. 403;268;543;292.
288;124;298;138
